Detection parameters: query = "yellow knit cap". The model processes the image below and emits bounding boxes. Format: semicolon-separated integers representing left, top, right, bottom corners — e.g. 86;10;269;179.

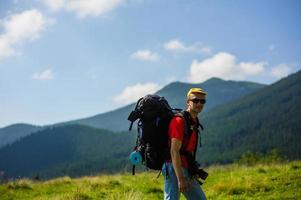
187;88;207;97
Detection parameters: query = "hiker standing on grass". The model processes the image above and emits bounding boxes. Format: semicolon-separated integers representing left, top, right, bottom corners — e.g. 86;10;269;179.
162;88;207;200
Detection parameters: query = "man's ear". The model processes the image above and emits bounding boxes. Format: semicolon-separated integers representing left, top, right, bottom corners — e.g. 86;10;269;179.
186;99;190;107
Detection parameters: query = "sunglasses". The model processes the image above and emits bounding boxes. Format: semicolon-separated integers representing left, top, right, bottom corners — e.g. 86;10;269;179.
190;98;206;104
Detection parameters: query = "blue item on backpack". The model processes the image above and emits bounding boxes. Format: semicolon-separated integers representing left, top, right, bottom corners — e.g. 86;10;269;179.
129;150;142;165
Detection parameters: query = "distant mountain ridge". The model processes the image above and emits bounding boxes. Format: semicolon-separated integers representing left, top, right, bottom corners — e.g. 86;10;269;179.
69;78;265;131
0;124;42;148
157;78;264;109
0;78;265;148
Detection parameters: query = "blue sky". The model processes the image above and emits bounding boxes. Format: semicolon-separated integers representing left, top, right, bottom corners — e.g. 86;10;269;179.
0;0;300;127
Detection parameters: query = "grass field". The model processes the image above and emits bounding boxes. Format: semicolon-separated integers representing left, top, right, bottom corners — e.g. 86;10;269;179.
0;161;300;200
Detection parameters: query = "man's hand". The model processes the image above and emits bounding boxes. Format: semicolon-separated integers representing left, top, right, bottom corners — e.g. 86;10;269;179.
178;176;190;193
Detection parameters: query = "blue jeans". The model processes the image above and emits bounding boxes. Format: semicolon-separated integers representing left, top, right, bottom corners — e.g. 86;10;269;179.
162;162;207;200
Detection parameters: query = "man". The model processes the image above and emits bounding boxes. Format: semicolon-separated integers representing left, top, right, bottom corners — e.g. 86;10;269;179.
162;88;207;200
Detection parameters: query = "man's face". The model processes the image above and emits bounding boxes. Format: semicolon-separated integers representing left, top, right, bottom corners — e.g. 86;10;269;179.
187;93;206;114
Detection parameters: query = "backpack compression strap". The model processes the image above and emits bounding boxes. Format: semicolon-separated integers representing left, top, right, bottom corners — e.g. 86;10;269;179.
128;97;144;131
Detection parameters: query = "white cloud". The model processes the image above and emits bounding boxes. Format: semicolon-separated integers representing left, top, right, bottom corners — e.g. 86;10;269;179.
240;62;266;75
200;46;212;54
42;0;125;18
131;49;160;62
113;82;161;105
32;69;54;80
164;39;186;51
42;0;65;11
270;64;291;79
188;52;267;83
164;39;211;54
0;37;14;59
0;9;53;61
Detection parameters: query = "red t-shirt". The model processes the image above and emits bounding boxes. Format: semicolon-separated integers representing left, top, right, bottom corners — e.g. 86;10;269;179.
168;116;197;168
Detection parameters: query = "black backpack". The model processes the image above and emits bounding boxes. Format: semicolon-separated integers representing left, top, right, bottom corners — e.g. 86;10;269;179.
127;94;203;174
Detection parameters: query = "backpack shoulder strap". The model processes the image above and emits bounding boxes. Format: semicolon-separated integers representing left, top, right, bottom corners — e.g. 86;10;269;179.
195;117;204;131
177;111;204;158
194;117;204;148
174;111;190;137
173;111;193;152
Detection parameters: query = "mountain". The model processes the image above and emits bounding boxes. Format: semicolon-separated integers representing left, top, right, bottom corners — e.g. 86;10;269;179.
0;123;42;148
156;78;265;110
0;124;135;179
0;71;299;179
198;70;301;164
0;78;265;149
70;78;265;131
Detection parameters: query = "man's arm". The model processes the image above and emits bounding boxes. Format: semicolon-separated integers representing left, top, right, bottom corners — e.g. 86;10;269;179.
170;138;189;193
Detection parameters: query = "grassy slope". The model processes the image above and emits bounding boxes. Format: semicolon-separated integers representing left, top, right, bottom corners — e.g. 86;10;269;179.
0;161;300;200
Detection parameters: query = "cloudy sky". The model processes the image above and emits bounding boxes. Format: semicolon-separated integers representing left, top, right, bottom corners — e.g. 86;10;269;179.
0;0;300;127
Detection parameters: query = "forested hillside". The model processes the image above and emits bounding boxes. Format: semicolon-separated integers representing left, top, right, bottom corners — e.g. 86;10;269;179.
199;70;301;164
0;125;135;179
0;124;42;148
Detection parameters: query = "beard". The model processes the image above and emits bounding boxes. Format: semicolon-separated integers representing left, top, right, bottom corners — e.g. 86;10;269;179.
193;106;203;113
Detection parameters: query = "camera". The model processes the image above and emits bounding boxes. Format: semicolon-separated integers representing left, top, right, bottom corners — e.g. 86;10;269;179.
195;168;208;180
188;161;208;185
